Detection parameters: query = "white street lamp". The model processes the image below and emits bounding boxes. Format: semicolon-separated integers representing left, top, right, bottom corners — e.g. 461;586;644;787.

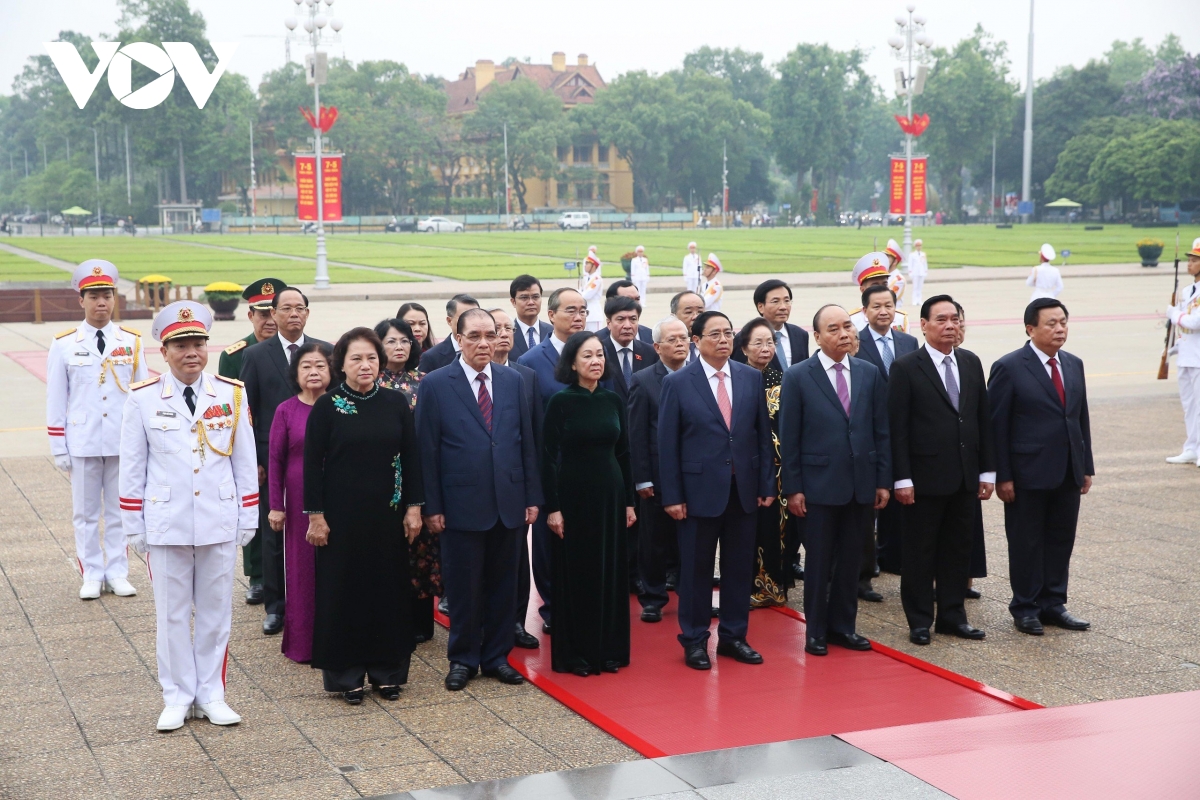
889;5;933;264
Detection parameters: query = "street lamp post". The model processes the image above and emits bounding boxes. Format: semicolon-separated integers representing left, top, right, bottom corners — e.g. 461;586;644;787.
285;0;343;290
888;5;933;263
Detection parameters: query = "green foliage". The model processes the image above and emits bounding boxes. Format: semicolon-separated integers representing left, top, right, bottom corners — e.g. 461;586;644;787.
1087;119;1200;204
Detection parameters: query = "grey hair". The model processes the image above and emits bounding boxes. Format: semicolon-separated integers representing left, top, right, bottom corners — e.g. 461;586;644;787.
652;316;688;344
547;287;581;312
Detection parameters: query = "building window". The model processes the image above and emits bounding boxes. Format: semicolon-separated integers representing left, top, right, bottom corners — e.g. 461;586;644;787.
557;145;569;163
576;182;594;201
598;176;610;202
597;145;608;166
574;144;592;164
557;182;568;203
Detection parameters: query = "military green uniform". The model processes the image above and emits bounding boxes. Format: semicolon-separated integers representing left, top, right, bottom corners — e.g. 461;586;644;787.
219;332;262;585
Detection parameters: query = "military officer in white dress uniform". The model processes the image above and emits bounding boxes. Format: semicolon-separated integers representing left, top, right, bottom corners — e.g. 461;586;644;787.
47;259;148;600
1028;243;1064;300
1166;237;1200;465
119;301;258;732
701;253;725;311
630;245;650;301
849;252;909;333
908;238;929;306
883;239;909;307
581;252;605;331
683;242;702;293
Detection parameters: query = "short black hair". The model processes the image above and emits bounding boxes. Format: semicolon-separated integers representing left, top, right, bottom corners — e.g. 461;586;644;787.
691;310;731;339
753;279;792;308
604;295;641;320
811;303;844;330
287;340;333;393
670;291;703;315
861;284;897;308
372;318;421;372
553;331;613;385
272;286;309;309
1024;298;1069;328
446;293;479;318
920;294;958;321
456;307;496;334
331;327;385;384
509;275;542;298
606;279;635;298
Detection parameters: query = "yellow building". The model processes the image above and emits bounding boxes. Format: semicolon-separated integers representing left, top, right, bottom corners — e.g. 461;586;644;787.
442;52;634;213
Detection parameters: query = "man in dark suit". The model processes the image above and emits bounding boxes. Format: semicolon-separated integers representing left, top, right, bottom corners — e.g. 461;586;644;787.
599;296;658;404
670;291;705;365
508;276;553;362
418;294;479;374
239;287;329;635
604;280;653;344
417;309;542;691
854;284;920;597
659;311;776;670
889;295;996;646
628;317;689;621
731;279;810;374
490;308;544;650
780;304;892;656
989;298;1094;636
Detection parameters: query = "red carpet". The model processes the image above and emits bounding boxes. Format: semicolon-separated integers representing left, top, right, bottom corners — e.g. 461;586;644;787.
444;588;1037;758
841;690;1200;799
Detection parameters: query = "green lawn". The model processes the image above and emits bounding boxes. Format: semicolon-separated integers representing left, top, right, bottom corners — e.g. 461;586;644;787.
3;223;1194;286
0;250;71;283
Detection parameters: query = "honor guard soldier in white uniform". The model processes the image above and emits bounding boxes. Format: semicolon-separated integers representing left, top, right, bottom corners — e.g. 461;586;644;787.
1028;243;1064;300
849;252;909;333
1167;237;1200;465
119;301;258;731
683;242;702;293
884;239;909;307
630;245;650;301
581;252;604;331
47;259;148;600
701;253;725;311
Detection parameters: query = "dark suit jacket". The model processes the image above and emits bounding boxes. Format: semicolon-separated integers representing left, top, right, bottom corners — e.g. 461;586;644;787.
889;346;996;496
732;321;811;374
506;360;544;461
601;336;659;403
627;360;670;489
855;326;919;381
988;343;1094;490
516;336;612;410
510;320;554;361
415;362;542;531
240;333;330;467
417;336;459;374
779;355;891;506
597;325;652;346
658;359;775;516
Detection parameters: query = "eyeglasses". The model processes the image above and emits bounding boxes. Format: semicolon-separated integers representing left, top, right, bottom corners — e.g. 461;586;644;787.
660;335;690;345
746;338;775;349
699;330;735;341
460;332;499;343
558;307;588;318
495;323;514;332
515;293;541;303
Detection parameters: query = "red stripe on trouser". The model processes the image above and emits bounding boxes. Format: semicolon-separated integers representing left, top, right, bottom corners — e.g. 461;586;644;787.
76;557;83;576
144;551;153;582
221;644;229;687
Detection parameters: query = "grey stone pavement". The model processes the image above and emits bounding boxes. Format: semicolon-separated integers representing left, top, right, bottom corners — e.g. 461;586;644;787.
1;270;1197;797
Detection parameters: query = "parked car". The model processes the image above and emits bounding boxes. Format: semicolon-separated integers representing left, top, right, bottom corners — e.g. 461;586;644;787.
385;215;417;232
417;216;464;233
557;211;591;230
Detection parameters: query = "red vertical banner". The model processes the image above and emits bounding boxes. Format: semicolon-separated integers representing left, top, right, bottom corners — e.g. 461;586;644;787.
889;158;906;215
810;189;818;214
910;157;927;215
722;186;729;214
295;156;316;221
320;155;343;222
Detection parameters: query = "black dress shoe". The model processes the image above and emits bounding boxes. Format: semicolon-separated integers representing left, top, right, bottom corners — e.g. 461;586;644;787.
665;573;679;592
910;627;931;645
640;607;662;623
1014;616;1044;635
413;632;430;644
244;584;264;605
513;625;540;649
965;587;982;600
444;663;476;691
343;688;364;705
262;613;283;636
542;622;552;635
376;685;401;701
710;606;720;618
437;597;449;616
716;639;763;664
601;661;621;674
791;563;805;581
684;646;711;670
1040;610;1090;631
804;637;827;656
571;666;593;677
827;631;872;651
857;586;884;603
935;622;986;640
873;566;880;577
482;664;524;685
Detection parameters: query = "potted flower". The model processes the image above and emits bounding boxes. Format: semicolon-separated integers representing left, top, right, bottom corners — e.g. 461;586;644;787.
1137;238;1165;267
620;251;637;279
201;281;243;320
138;274;173;307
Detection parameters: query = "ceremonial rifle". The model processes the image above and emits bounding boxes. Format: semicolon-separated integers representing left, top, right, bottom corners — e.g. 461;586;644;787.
1158;233;1181;380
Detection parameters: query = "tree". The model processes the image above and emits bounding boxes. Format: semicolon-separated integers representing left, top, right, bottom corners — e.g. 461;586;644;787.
1105;38;1155;87
1087;119;1200;210
1122;54;1200;120
682;47;773;109
587;72;679;211
1044;117;1149;212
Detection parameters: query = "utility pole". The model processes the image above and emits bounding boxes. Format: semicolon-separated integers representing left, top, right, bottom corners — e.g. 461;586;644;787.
1021;0;1035;223
124;125;132;206
722;138;728;228
991;133;997;222
93;128;102;236
249;120;257;231
503;121;511;217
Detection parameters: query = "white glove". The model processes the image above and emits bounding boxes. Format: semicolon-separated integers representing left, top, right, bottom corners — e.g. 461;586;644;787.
128;533;147;555
54;454;72;472
237;528;256;546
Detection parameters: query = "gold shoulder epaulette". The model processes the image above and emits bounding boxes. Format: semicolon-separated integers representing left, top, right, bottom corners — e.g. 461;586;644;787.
119;326;141;337
215;375;244;387
130;376;161;391
223;340;248;356
55;328;77;339
849;307;863;316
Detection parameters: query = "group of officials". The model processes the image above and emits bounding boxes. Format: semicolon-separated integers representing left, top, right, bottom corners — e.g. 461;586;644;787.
47;239;1097;729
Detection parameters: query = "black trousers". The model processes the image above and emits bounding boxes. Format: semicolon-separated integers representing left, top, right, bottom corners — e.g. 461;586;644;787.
258;468;285;617
516;525;533;631
900;488;975;630
876;495;905;574
804;502;872;639
676;478;755;649
1004;476;1081;619
412;594;434;641
322;663;409;692
859;509;877;588
528;512;553;624
637;494;675;612
442;522;520;671
969;499;988;579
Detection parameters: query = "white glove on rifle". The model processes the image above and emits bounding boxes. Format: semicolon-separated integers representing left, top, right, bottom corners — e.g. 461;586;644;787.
237;529;256;546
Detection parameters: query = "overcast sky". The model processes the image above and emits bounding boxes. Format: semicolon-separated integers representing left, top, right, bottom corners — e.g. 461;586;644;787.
4;0;1198;98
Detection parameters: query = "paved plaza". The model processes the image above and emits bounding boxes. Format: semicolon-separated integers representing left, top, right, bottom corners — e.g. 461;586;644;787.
1;267;1198;798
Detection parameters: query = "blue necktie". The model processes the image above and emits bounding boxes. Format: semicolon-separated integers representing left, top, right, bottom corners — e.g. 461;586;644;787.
621;348;633;385
881;336;894;375
527;325;536;350
942;355;959;411
689;342;697;364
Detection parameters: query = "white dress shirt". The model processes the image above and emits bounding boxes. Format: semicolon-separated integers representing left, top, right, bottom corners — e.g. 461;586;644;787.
613;340;635;372
459;359;493;400
516;320;541;347
1029;341;1064;389
815;349;851;399
80;320;114;355
699;357;733;416
774;324;792;368
550;333;567;355
279;333;306;363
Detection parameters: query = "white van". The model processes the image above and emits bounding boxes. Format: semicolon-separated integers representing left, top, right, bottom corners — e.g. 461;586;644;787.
557;211;591;230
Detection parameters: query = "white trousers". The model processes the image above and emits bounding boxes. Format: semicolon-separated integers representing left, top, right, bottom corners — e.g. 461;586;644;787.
70;455;127;582
1180;366;1200;455
685;276;699;293
147;542;236;707
633;278;649;302
910;274;926;307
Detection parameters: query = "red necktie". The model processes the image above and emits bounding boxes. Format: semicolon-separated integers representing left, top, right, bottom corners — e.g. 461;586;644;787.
1048;357;1065;406
476;374;493;432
